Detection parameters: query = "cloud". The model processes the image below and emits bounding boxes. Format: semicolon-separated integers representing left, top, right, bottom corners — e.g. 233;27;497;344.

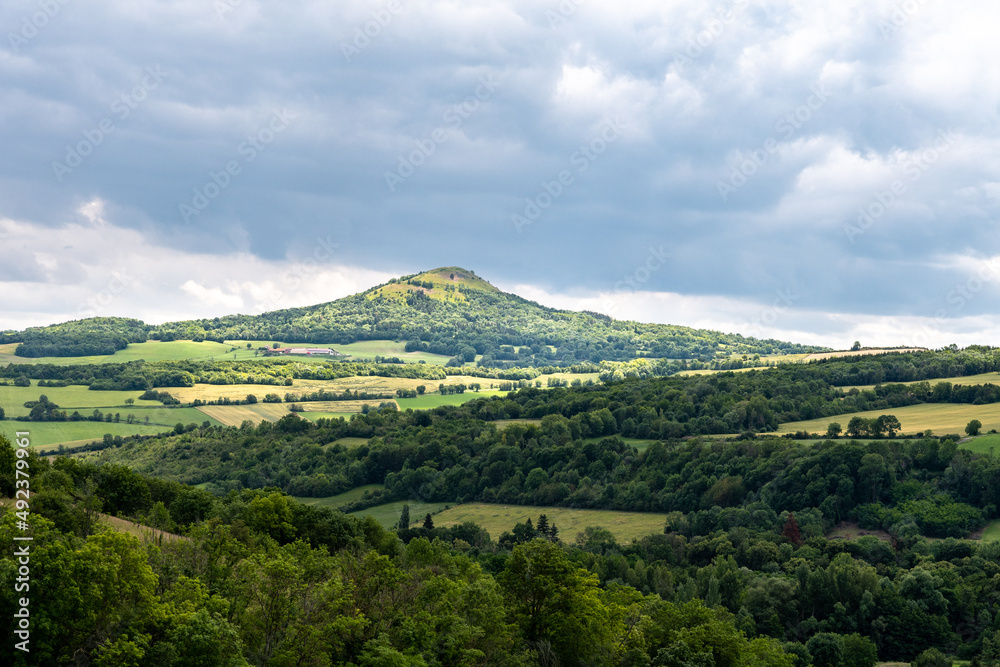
1;0;999;347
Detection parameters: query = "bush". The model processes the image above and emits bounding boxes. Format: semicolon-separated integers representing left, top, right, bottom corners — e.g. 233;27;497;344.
911;647;949;667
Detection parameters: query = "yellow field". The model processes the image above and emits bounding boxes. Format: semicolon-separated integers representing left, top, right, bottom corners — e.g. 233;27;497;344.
195;403;293;426
774;402;1000;436
195;399;395;426
434;503;668;543
297;400;395;412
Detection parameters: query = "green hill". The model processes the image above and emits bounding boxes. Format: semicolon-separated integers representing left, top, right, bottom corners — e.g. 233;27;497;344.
1;266;827;366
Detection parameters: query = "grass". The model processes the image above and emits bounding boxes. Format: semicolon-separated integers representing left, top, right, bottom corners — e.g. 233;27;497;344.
326;437;370;447
960;433;1000;456
0;340;251;366
195;403;293;427
0;381;162;415
333;340;453;365
396;391;503;410
980;521;1000;542
293;484;384;508
351;500;452;528
847;371;1000;392
98;513;188;544
579;436;659;452
299;412;353;422
492;419;543;429
774;403;1000;437
0;421;169;447
434;503;669;543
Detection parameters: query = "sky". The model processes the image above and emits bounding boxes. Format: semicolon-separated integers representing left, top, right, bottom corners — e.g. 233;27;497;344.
2;0;999;350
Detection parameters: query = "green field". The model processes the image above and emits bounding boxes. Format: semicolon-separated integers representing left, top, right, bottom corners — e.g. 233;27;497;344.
580;436;658;452
775;403;1000;437
299;412;354;423
434;503;669;543
0;421;169;448
848;372;1000;392
960;433;1000;456
0;340;252;365
492;419;543;429
332;340;453;365
0;381;162;415
351;500;452;528
980;521;1000;542
396;390;503;410
293;484;384;508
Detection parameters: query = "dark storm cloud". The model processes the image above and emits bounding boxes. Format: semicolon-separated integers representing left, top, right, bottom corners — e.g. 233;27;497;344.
2;0;999;344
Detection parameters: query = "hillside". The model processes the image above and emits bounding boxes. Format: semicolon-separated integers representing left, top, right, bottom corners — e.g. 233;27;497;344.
1;266;827;366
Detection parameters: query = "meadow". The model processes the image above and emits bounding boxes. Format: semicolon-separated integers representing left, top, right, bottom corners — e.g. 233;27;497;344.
0;381;162;414
774;402;1000;436
579;436;658;453
351;500;453;528
292;483;384;508
0;340;249;365
981;521;1000;542
433;503;670;543
0;421;168;448
846;371;1000;391
396;390;503;410
959;433;1000;456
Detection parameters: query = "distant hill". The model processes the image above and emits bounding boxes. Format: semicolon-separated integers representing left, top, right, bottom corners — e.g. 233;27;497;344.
1;266;828;366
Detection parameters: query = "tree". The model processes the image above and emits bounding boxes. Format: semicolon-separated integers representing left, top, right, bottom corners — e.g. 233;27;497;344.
911;648;949;667
422;513;434;530
398;503;410;530
847;416;867;437
878;414;902;437
499;539;610;663
806;633;844;667
826;422;842;438
842;633;878;667
245;394;258;404
966;419;983;437
416;385;426;395
852;341;862;351
536;514;549;536
782;513;802;546
124;397;134;406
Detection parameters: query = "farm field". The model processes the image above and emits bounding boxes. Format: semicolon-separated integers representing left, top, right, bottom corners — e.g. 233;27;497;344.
434;503;670;543
165;374;502;405
774;403;1000;437
195;403;293;426
332;340;453;365
0;381;162;414
802;347;927;362
847;371;1000;391
0;421;168;447
293;484;384;508
960;433;1000;456
351;500;452;528
396;391;502;410
299;412;353;422
0;340;251;365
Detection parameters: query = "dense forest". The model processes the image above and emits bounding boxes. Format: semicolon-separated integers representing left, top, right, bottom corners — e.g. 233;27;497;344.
0;317;149;358
0;267;824;364
5;347;1000;664
5;423;1000;665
